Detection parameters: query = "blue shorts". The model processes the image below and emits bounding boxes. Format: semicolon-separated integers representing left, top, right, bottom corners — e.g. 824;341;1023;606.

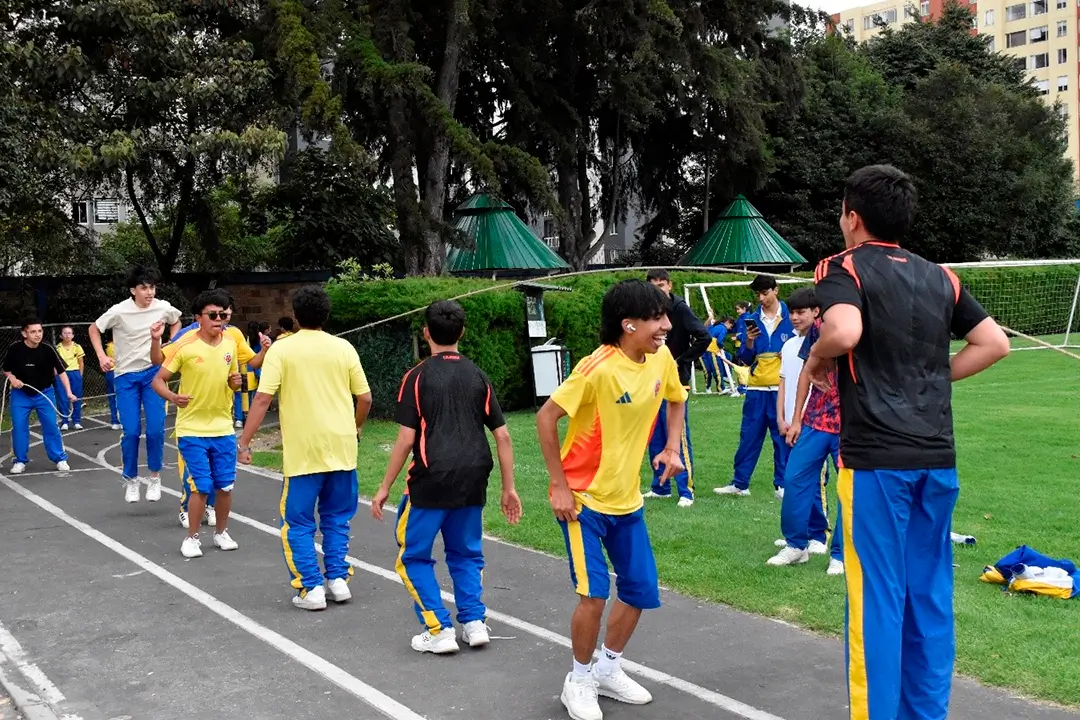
558;505;660;610
177;436;237;495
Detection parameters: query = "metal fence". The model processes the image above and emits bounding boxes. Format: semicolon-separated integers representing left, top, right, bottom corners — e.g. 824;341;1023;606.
0;322;113;409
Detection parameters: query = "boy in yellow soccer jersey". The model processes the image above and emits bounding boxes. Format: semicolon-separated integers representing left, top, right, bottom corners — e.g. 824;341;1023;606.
54;326;85;430
150;290;244;558
536;279;687;720
104;336;120;429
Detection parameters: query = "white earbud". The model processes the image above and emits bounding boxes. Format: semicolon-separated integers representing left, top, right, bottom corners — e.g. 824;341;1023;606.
627;324;637;332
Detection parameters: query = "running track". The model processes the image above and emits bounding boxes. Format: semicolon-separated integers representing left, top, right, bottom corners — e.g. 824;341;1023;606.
0;413;1075;720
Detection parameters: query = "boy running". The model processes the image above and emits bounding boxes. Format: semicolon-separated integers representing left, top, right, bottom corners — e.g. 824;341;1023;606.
769;289;843;573
54;326;85;430
89;265;182;504
537;279;687;720
151;290;243;558
371;300;522;654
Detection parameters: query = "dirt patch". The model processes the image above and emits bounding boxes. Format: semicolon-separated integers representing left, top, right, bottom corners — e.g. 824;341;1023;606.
252;427;282;452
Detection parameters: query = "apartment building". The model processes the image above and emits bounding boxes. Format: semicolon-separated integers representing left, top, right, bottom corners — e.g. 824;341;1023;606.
832;0;1080;179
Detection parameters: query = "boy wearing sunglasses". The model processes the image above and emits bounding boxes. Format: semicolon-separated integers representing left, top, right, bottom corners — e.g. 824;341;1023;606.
150;290;245;558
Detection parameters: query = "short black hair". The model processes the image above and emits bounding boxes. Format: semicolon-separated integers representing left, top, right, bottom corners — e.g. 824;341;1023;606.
786;287;815;311
425;300;466;345
721;316;735;326
259;321;271;333
735;301;751;312
278;317;295;331
843;164;918;244
217;289;236;311
600;280;672;346
191;289;231;316
645;269;671;283
749;274;777;293
20;316;42;330
60;325;75;333
291;285;331;329
126;265;161;289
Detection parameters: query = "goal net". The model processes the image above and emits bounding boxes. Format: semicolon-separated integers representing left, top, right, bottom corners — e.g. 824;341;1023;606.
683;259;1080;395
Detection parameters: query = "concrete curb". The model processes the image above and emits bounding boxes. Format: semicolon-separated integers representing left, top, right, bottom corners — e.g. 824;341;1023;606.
0;661;58;720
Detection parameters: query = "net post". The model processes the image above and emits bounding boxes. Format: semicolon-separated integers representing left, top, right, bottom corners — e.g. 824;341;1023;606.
1066;271;1080;348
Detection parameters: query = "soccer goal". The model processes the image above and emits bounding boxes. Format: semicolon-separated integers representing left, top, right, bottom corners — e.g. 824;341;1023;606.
683;259;1080;395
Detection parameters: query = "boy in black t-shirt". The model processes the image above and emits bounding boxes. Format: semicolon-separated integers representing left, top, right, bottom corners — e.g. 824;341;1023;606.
2;318;76;474
372;300;521;655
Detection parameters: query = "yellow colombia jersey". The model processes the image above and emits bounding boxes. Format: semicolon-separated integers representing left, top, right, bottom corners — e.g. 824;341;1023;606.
57;342;85;371
106;341;115;360
165;335;245;437
257;329;370;478
551;344;688;515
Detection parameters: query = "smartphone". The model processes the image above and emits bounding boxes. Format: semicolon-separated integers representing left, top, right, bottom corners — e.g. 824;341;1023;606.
744;317;763;335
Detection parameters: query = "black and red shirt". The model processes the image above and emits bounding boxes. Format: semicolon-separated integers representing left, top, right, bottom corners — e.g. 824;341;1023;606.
814;242;989;470
395;352;506;508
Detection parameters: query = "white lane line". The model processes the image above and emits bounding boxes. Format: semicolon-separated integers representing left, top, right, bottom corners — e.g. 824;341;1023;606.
0;472;427;720
79;437;786;720
0;621;71;712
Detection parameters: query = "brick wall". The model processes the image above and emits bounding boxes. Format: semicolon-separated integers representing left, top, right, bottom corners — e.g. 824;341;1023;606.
227;281;311;327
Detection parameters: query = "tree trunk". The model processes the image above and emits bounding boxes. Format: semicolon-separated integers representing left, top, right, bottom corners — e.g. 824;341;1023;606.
419;0;470;276
557;144;595;271
387;92;426;275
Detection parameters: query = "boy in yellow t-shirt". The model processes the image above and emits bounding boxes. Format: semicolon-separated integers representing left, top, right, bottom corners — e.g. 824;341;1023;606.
54;325;86;430
151;289;244;559
536;279;688;720
104;337;120;429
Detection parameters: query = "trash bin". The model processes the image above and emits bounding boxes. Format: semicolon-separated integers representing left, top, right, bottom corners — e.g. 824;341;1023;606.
530;340;571;399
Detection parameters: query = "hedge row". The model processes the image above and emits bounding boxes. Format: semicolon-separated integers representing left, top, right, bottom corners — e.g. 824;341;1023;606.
326;264;1080;418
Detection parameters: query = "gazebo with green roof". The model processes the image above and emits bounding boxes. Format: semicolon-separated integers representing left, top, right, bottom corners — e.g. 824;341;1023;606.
446;193;570;277
680;195;807;271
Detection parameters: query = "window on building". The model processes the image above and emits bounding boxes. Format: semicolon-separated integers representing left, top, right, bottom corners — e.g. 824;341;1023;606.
71;201;88;224
94;199;120;224
1031;25;1049;42
1035;79;1051;95
1058;104;1069;121
985;8;995;24
1006;3;1026;20
846;18;854;32
542;218;556;239
1057;0;1068;8
1032;52;1051;68
1014;56;1028;72
987;36;996;51
864;14;873;29
1058;75;1069;91
1059;47;1069;63
921;0;930;14
904;6;915;18
1031;0;1048;15
1058;20;1068;36
1006;30;1028;47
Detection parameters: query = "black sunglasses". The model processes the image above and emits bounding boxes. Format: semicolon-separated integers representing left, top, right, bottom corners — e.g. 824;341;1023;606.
202;311;232;320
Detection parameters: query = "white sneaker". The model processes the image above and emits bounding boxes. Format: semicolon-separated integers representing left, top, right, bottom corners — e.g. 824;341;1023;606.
561;672;602;720
56;461;70;472
461;620;490;647
74;424;83;430
110;424;121;431
10;462;26;474
775;487;785;501
642;491;670;499
595;663;652;705
677;497;694;508
145;476;161;502
411;629;459;654
213;531;238;551
293;585;327;611
774;537;787;548
327;578;351;603
766;546;810;566
60;423;69;431
234;420;244;429
206;506;217;527
807;540;828;555
827;559;845;576
124;479;140;503
181;535;203;558
179;511;189;529
713;484;750;496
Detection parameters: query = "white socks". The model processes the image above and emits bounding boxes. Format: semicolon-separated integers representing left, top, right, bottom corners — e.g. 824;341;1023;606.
594;645;622;675
573;658;592;678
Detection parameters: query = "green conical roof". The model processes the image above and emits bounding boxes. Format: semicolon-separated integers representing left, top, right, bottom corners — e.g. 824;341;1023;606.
680;195;807;266
447;193;570;273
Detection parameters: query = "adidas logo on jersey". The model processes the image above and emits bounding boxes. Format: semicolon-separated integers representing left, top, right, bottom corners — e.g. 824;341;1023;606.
615;391;632;404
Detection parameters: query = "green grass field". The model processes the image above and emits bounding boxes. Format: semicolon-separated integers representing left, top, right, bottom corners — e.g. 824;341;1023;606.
252;346;1080;706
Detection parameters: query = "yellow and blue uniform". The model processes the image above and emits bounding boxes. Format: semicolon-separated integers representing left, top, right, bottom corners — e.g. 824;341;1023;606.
104;342;119;425
260;329;370;594
165;334;240;496
731;302;795;491
552;345;687;609
162;324;255;512
54;342;85;425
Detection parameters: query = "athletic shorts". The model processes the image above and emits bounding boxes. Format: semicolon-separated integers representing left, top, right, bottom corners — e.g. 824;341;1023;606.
177;435;237;495
558;505;660;609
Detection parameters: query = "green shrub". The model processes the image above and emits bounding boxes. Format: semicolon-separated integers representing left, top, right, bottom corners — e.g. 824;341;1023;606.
326;264;1080;418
